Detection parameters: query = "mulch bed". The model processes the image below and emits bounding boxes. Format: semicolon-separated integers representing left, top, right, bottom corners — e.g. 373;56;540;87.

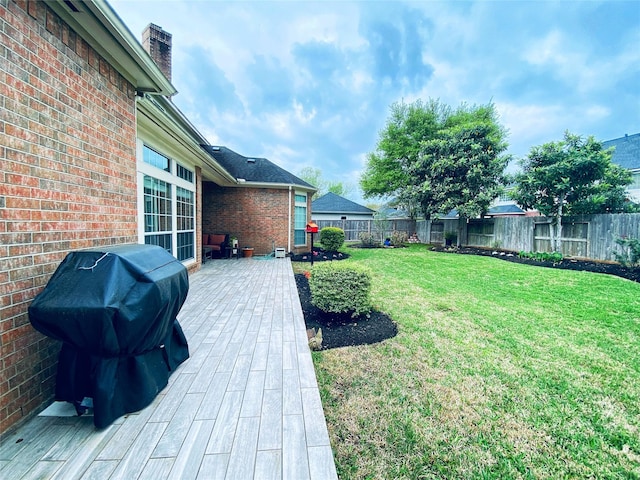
431;246;640;283
294;273;398;350
290;246;350;263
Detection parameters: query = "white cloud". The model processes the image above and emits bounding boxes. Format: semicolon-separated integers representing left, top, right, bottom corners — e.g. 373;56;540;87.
111;0;640;202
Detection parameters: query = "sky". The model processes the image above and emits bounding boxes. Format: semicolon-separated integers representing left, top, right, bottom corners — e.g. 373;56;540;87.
109;0;640;202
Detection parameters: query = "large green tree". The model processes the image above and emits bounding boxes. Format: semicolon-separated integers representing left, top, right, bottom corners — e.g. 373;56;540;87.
511;132;632;252
298;167;354;200
360;99;509;221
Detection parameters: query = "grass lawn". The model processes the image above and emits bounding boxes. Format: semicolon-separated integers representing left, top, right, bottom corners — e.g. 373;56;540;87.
302;245;640;479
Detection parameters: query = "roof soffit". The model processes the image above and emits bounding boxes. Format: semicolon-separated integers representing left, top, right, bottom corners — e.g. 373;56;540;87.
48;0;175;95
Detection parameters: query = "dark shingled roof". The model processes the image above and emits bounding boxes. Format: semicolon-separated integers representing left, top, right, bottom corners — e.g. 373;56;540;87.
312;192;375;214
487;204;525;215
603;133;640;170
442;204;525;218
201;145;315;189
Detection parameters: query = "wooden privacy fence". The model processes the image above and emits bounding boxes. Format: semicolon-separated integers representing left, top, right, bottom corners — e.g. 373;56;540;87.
315;219;417;242
316;213;639;262
416;213;640;262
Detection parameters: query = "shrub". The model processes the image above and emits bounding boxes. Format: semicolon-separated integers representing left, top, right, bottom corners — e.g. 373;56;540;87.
320;227;345;251
613;237;640;267
390;231;408;246
359;232;378;248
518;251;563;263
309;262;372;318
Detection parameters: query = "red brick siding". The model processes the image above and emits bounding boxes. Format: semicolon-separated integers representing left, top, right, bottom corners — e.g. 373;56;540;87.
203;183;311;255
0;0;138;434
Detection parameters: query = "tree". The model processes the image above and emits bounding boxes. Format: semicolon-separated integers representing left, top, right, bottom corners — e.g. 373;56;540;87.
360;99;509;222
510;132;630;252
298;167;354;200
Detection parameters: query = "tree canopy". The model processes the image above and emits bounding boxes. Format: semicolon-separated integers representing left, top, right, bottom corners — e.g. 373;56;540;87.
360;99;510;219
298;167;354;200
510;131;632;251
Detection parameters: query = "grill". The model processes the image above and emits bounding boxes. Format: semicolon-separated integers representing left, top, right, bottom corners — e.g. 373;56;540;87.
29;244;190;428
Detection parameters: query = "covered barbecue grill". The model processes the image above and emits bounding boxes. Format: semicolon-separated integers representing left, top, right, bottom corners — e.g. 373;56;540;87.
29;244;190;428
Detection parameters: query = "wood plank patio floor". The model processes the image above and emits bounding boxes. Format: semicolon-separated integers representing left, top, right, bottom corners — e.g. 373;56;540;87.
0;257;338;480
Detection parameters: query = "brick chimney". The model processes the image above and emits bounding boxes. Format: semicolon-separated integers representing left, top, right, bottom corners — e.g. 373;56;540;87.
142;24;172;82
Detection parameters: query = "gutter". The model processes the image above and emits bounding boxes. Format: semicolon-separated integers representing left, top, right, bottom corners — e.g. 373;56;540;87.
48;0;175;95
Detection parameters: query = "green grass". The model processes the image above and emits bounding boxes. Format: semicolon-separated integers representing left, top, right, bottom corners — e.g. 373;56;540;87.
305;245;640;479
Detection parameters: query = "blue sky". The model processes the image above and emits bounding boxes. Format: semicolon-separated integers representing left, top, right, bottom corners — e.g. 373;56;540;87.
110;0;640;202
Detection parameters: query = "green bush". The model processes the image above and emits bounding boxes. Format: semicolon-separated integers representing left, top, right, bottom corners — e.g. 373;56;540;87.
613;237;640;267
320;227;345;251
390;231;408;246
518;251;563;263
309;262;372;318
359;232;378;247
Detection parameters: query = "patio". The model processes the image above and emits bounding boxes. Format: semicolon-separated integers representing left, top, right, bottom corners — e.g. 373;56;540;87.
0;257;338;480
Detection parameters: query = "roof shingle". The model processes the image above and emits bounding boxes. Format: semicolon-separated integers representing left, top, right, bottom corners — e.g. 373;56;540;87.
201;145;315;189
603;133;640;171
312;192;375;214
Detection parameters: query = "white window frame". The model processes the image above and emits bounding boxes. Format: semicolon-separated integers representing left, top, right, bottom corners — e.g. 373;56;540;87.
294;191;308;247
137;141;196;264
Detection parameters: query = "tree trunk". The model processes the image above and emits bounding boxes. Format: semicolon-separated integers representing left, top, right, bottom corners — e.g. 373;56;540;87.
553;194;565;253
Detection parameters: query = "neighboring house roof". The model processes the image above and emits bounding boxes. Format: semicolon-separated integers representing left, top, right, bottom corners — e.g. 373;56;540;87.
312;192;375;214
440;204;525;218
486;204;526;216
374;207;410;219
603;133;640;170
201;146;315;190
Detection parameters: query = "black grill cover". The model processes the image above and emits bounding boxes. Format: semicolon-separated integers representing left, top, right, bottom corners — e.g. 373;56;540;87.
29;244;190;428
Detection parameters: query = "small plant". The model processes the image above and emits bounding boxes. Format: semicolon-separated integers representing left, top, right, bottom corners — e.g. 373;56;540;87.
491;240;502;250
359;232;378;248
444;231;457;246
390;231;408;246
518;251;563;263
613;237;640;267
309;262;372;318
320;227;345;252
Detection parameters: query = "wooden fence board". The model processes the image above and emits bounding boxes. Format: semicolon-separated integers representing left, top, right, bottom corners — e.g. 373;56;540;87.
317;213;639;262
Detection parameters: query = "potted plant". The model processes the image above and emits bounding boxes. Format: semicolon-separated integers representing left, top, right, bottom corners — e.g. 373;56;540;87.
242;246;254;258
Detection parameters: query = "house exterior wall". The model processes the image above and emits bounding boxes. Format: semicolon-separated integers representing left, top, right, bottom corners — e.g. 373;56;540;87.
203;183;311;255
0;0;138;434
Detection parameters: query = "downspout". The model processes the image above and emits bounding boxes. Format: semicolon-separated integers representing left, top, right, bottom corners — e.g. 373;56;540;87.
288;186;292;253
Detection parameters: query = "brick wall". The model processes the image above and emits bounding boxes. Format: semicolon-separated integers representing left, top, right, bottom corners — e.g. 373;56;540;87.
203;183;311;255
0;0;138;434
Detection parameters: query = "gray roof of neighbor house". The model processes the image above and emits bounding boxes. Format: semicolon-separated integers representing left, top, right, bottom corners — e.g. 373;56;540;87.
442;204;525;218
201;146;315;190
375;207;410;219
603;133;640;170
312;192;375;214
487;204;525;215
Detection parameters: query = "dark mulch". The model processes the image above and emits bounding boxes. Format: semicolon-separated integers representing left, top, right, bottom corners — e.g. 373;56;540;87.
431;245;640;283
294;273;398;350
290;247;350;263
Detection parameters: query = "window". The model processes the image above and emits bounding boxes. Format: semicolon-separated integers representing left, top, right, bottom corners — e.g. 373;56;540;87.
139;145;196;262
176;187;194;261
294;193;307;245
630;172;640;189
177;163;194;183
143;146;170;172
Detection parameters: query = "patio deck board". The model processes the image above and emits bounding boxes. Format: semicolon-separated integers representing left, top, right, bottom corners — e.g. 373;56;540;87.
0;258;338;480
